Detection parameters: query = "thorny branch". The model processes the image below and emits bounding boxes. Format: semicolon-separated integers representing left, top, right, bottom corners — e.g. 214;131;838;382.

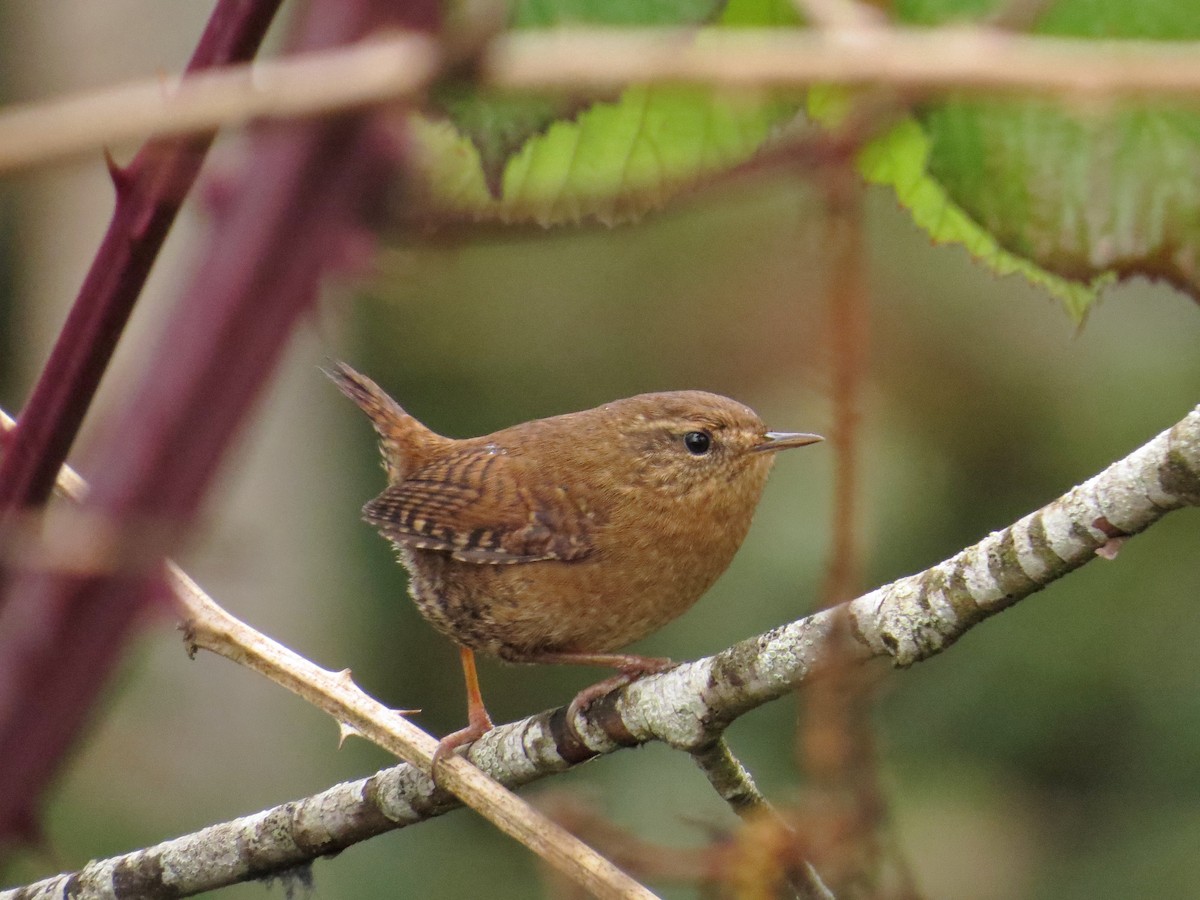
177;576;658;900
4;404;1196;899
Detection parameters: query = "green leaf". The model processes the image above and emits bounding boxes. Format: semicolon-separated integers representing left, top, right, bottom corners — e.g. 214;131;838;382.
414;85;796;225
430;87;580;199
923;100;1200;309
860;0;1200;318
413;0;802;224
426;0;729;201
857;117;1106;320
894;0;1200;38
430;0;729;196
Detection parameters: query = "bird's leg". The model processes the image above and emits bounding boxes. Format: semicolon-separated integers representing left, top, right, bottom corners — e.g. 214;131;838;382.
525;651;678;723
431;646;495;776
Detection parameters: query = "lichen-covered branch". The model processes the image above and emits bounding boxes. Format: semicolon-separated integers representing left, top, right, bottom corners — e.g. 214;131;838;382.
5;404;1195;899
690;739;772;819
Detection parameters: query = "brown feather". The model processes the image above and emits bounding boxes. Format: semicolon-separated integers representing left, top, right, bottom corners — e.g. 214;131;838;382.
325;361;442;481
362;445;595;564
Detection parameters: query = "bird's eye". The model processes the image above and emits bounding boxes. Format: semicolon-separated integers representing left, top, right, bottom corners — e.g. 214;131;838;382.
683;430;712;455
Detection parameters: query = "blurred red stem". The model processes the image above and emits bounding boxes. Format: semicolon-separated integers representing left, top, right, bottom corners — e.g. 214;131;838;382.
0;0;283;845
0;0;441;845
0;0;282;521
0;115;376;841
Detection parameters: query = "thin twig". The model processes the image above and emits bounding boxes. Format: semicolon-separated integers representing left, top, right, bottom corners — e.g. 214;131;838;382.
0;33;440;172
5;28;1200;172
819;163;869;607
790;0;886;30
690;739;772;819
691;740;835;900
488;27;1200;95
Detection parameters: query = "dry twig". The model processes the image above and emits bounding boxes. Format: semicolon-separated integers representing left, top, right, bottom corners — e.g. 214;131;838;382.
4;27;1200;172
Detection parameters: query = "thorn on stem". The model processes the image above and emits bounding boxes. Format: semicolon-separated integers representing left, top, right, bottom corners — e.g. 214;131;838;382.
178;621;200;659
104;149;136;197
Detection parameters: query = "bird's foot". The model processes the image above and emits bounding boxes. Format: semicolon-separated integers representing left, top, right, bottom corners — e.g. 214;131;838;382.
565;655;678;723
430;704;494;783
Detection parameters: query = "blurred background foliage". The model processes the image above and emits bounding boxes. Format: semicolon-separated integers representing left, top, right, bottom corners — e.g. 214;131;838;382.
1;2;1199;900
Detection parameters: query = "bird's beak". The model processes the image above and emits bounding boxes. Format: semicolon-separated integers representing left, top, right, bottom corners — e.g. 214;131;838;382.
752;431;824;453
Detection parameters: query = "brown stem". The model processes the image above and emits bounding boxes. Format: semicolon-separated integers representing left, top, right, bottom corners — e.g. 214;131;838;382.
820;164;870;607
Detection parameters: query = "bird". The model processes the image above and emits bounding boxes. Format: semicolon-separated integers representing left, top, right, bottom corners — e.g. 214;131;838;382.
327;361;821;769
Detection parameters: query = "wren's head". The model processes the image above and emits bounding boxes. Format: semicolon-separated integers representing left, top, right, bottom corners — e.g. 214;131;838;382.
591;390;821;503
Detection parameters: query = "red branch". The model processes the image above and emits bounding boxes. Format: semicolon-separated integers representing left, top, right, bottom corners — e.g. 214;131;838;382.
0;0;442;846
0;0;281;518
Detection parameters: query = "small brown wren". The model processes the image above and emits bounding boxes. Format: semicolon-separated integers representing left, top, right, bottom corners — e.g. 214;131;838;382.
328;362;821;764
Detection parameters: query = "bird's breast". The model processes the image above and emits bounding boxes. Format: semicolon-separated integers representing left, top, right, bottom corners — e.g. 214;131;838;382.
399;465;768;658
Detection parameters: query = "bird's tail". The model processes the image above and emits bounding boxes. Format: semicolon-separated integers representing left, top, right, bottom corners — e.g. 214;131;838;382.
324;361;440;481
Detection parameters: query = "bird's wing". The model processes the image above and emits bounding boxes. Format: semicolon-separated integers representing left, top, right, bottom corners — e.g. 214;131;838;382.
361;446;594;564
